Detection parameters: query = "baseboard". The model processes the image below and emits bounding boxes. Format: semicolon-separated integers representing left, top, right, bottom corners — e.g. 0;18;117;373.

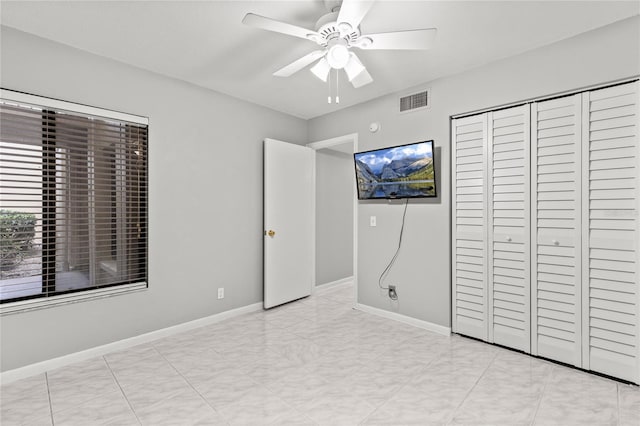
314;276;354;293
354;303;451;336
0;302;263;384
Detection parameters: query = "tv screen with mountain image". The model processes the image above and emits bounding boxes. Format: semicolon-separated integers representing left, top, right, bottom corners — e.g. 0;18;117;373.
354;140;436;200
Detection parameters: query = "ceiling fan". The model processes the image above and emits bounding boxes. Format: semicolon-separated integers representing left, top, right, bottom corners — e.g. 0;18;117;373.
242;0;437;89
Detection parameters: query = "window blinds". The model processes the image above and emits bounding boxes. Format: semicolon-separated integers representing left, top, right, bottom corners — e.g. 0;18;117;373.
0;93;148;304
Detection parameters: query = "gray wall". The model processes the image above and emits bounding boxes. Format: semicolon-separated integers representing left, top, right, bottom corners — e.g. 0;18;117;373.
308;16;640;328
0;27;307;371
315;148;353;285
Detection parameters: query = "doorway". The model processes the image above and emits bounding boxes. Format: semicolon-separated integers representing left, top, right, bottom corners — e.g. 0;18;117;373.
307;134;358;305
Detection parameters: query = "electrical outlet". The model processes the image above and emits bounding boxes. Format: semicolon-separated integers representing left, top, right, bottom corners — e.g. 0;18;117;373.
217;288;224;299
388;285;397;300
370;216;377;227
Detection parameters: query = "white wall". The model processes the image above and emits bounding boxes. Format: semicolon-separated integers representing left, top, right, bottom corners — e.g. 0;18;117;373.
0;26;307;371
308;16;640;328
315;148;353;285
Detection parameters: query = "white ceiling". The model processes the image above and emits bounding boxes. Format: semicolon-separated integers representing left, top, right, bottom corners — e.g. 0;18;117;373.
1;1;638;119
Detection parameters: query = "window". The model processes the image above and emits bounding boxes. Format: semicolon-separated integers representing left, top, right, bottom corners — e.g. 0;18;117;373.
0;90;148;311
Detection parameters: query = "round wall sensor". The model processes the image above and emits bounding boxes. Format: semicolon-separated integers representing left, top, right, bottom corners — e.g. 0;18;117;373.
369;122;380;133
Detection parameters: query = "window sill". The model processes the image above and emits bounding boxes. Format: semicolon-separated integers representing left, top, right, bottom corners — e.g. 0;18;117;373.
0;282;147;315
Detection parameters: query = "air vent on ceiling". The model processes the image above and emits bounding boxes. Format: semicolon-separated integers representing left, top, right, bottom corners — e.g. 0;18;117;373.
399;89;430;113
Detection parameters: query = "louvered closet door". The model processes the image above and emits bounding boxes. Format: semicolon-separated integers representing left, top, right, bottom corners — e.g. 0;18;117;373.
583;81;640;383
531;94;583;367
488;105;531;351
452;114;488;340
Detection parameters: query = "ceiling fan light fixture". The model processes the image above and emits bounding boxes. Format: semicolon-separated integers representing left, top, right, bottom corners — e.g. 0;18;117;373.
344;53;365;81
326;43;350;69
351;68;373;88
310;57;331;82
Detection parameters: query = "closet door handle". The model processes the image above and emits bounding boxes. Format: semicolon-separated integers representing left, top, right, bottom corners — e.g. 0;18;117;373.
552;239;559;246
506;236;512;242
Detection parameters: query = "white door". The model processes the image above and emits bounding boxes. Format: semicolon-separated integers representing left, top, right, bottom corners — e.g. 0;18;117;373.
452;114;489;340
487;105;531;352
531;94;583;367
264;138;314;309
582;81;639;383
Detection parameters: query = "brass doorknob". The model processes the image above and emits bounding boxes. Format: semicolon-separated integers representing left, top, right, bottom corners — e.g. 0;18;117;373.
268;230;275;237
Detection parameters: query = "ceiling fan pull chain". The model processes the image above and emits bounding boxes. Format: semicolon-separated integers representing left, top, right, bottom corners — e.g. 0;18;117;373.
327;69;332;103
336;70;340;103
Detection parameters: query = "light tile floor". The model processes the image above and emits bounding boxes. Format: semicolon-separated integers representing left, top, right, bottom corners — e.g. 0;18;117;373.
1;283;639;425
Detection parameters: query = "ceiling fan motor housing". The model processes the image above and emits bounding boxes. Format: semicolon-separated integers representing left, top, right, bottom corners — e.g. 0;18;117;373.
312;11;360;46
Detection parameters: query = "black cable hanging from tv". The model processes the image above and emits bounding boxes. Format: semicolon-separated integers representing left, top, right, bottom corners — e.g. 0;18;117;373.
378;199;409;298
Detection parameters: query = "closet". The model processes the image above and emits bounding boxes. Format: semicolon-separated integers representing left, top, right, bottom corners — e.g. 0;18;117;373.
451;80;640;384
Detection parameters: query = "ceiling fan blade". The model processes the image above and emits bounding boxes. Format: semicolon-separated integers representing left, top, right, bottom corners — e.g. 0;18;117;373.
357;28;437;50
350;68;373;88
337;0;375;31
242;13;320;41
273;50;327;77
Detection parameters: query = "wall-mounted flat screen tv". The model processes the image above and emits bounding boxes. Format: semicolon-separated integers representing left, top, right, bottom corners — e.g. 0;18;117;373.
354;140;437;200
